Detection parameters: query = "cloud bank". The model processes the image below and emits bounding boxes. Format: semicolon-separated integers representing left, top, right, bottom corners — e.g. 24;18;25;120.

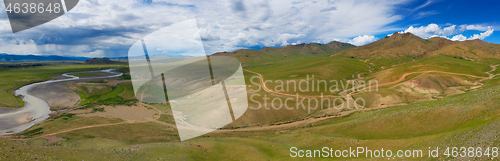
348;35;378;46
401;23;495;41
0;0;496;57
0;0;407;57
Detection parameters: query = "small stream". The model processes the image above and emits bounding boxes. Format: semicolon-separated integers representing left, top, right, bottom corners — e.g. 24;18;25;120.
0;69;122;135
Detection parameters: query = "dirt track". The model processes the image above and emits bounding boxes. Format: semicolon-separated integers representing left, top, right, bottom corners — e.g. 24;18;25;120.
39;122;130;138
243;69;341;98
244;69;490;99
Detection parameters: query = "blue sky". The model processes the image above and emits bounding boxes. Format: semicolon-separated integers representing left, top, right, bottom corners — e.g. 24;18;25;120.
380;0;500;43
0;0;498;57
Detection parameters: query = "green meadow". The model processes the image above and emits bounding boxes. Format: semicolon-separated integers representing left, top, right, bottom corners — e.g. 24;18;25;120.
4;84;500;160
368;55;491;84
2;46;500;160
74;84;125;106
245;56;370;96
0;62;126;108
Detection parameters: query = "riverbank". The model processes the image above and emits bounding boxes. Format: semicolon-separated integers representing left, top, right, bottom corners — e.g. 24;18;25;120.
0;69;122;135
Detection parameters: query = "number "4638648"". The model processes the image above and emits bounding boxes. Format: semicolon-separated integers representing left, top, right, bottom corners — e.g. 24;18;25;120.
5;3;61;14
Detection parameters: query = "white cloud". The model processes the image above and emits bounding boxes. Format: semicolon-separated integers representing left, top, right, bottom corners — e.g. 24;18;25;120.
429;35;448;39
412;0;432;11
198;0;408;53
402;23;495;42
413;11;438;19
0;0;409;56
449;27;494;41
3;0;494;57
403;23;459;38
468;28;494;40
442;25;457;36
462;25;491;31
348;35;377;46
277;33;306;46
451;34;467;41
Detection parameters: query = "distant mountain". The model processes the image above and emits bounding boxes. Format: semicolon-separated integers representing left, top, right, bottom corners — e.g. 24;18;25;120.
84;58;121;64
336;32;500;59
427;39;500;59
0;53;90;62
212;41;356;66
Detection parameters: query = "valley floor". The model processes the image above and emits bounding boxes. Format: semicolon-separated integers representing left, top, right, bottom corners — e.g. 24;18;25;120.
2;55;500;160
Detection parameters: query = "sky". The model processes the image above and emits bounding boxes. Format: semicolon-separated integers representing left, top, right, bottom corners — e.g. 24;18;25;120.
0;0;499;57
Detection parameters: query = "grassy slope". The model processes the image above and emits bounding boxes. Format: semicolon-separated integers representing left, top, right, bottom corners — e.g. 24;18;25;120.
213;41;355;66
218;56;369;127
430;39;500;60
198;85;500;160
4;85;500;160
246;56;370;96
350;55;493;108
117;82;136;100
308;87;500;139
234;54;493;126
335;33;455;69
336;33;500;73
0;137;206;160
368;55;490;84
17;115;123;138
75;85;124;106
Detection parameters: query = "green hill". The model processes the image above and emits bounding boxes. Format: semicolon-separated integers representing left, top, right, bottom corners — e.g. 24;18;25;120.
428;39;500;62
335;32;500;69
337;32;454;58
212;41;356;66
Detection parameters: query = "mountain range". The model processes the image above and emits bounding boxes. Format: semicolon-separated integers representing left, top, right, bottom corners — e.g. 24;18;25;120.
213;32;500;67
212;41;356;66
336;32;500;59
0;54;90;62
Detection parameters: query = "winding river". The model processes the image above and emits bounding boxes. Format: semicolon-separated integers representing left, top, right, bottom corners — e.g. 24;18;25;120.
0;69;123;135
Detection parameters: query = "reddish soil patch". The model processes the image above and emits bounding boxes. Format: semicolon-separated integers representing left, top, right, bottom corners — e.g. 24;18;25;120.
42;136;66;144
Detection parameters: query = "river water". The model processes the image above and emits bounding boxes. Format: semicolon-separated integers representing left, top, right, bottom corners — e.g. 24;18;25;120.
0;69;122;135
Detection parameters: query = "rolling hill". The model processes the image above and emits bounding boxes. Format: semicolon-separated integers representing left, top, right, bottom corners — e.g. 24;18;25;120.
328;32;500;71
336;32;457;58
427;39;500;60
340;33;499;58
211;41;356;66
210;32;500;127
